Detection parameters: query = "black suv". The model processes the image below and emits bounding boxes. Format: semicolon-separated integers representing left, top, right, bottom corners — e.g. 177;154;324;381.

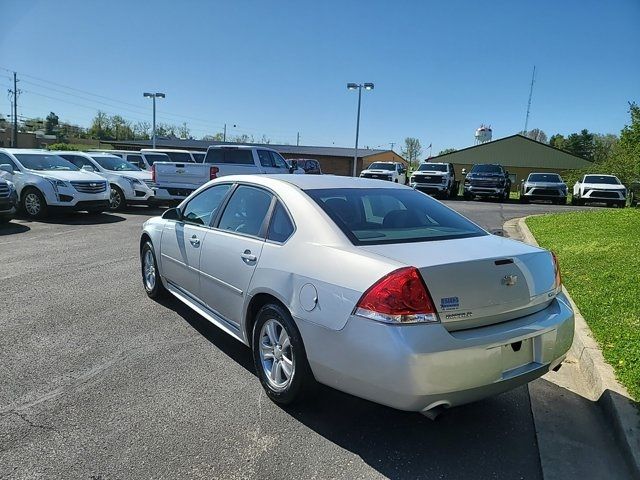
463;164;512;201
0;177;18;223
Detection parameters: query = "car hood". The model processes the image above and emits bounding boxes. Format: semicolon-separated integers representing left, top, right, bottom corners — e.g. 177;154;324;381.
27;169;106;182
580;182;625;190
360;234;557;330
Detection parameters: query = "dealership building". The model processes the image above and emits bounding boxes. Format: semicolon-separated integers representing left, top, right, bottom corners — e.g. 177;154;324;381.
106;139;407;176
427;134;592;184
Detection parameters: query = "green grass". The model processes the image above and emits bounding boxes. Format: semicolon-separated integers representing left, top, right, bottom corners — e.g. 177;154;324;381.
526;209;640;400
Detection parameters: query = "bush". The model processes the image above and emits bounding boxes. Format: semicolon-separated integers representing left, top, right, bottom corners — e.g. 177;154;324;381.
47;143;85;151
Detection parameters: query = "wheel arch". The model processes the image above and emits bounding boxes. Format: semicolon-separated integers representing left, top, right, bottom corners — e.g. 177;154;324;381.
244;291;291;347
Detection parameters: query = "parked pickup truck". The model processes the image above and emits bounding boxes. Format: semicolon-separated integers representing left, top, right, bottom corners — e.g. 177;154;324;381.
463;163;512;202
151;145;298;204
410;162;458;198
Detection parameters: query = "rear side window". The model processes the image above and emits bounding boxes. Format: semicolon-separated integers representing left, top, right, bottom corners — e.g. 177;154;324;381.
60;154;94;169
306;188;486;245
218;185;273;237
182;184;232;226
205;149;254;165
267;202;294;243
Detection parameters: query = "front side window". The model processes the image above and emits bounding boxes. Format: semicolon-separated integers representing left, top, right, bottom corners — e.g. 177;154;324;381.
257;150;272;167
218;185;273;237
182;184;232;226
14;154;79;171
306;188;486;245
270;151;288;169
0;153;20;171
267;202;294;242
60;154;95;169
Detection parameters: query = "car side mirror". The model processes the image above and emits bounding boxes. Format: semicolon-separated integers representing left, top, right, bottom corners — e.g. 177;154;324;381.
81;165;95;172
162;207;182;221
0;164;14;175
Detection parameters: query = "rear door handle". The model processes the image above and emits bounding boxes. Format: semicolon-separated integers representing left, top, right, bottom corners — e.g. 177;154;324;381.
189;235;200;247
241;250;257;262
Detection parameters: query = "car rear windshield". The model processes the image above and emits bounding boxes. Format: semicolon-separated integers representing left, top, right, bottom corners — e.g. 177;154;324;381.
14;154;79;171
528;173;562;182
204;149;254;165
471;164;503;174
305;187;487;245
164;152;194;163
91;156;141;171
192;152;205;163
143;153;170;165
417;164;447;172
584;175;620;185
368;162;395;171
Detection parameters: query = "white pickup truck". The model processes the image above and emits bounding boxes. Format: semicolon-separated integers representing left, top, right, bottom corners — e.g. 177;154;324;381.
150;145;298;204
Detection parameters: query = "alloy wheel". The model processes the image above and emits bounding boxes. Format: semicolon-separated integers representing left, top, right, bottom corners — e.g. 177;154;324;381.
259;319;294;391
143;249;156;291
24;193;41;216
110;188;122;210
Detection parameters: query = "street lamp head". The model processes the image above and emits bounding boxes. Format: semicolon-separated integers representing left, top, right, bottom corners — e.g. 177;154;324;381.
143;92;153;97
155;93;166;98
347;83;359;90
363;83;374;90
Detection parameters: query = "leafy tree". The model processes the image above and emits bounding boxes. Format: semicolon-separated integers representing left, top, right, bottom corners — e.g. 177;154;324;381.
178;122;191;139
232;133;253;143
202;133;224;141
154;123;176;137
88;111;112;140
549;134;566;150
593;133;618;164
401;137;422;168
438;148;457;155
45;112;59;135
133;121;151;140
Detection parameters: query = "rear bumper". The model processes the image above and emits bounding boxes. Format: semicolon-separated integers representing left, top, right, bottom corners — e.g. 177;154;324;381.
297;293;574;412
151;187;194;204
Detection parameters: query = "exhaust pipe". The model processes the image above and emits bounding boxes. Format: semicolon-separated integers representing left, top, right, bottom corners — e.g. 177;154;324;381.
421;402;450;420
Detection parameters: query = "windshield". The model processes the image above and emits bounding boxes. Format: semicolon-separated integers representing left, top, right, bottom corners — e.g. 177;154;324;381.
91;156;141;171
305;188;486;245
368;163;395;171
14;154;79;171
528;173;562;182
143;153;170;165
471;164;503;174
584;175;620;185
417;164;447;172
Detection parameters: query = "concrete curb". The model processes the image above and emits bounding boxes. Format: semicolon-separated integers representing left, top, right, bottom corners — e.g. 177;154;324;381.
505;216;640;477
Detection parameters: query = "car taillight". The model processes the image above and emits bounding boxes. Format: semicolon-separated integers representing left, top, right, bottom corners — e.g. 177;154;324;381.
151;164;156;183
210;166;219;180
354;267;439;324
552;252;562;289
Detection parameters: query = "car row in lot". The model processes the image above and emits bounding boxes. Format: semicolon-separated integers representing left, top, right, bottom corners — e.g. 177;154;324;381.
140;174;574;417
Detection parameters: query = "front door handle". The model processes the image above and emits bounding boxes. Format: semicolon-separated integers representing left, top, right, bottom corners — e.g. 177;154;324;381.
241;250;257;262
189;235;200;247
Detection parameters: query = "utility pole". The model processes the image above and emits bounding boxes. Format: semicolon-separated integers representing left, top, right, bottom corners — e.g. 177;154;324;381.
10;72;19;147
389;142;395;151
223;123;226;142
143;92;165;149
523;66;536;135
296;132;300;146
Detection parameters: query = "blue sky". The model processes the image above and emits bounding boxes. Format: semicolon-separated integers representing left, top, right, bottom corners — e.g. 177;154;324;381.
1;0;638;154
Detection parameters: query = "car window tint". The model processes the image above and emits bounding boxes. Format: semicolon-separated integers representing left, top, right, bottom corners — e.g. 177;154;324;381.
60;154;94;169
218;186;272;237
267;201;294;242
0;153;18;170
128;155;143;167
257;150;272;167
182;184;231;226
270;152;288;169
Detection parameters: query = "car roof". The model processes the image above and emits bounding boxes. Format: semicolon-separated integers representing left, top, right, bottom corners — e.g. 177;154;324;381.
221;174;409;191
140;148;192;153
0;148;56;154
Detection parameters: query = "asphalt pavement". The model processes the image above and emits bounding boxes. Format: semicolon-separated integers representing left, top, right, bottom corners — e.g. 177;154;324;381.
0;199;602;479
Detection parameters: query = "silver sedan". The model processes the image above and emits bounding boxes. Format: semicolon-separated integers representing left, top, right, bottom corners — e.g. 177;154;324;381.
140;175;574;417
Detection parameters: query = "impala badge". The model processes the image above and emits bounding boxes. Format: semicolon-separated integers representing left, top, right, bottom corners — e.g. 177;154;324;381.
502;275;518;286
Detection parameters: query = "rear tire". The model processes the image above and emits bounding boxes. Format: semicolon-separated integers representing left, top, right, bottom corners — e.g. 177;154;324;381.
21;188;48;219
252;303;316;405
141;240;169;300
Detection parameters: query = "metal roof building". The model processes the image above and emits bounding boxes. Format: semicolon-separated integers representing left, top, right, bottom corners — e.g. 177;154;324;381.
428;134;592;183
105;139;407;176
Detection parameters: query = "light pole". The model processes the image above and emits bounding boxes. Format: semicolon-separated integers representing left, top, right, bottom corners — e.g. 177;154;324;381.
347;82;374;177
143;92;165;148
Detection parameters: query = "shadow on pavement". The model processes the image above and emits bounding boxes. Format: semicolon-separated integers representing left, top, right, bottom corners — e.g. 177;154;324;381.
161;295;543;479
121;206;166;216
0;222;31;236
18;211;126;225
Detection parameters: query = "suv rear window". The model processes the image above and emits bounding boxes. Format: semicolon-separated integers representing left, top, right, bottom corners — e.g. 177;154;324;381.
305;188;486;245
205;149;254;165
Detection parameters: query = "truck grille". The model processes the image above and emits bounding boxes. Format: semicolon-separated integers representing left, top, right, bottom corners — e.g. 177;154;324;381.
471;179;500;187
0;183;9;198
71;181;107;194
362;174;391;180
413;175;442;184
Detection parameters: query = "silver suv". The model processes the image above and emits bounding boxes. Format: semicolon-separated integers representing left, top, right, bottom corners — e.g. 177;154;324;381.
520;172;568;204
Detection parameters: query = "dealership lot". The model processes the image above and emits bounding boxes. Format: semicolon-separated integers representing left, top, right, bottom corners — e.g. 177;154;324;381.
0;200;626;479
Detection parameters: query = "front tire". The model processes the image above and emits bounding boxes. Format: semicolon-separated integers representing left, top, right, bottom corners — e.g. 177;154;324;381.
21;188;48;219
252;303;316;405
141;241;168;299
109;185;126;211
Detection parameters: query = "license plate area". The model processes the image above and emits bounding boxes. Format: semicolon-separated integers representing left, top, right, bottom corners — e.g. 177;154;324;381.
501;337;534;375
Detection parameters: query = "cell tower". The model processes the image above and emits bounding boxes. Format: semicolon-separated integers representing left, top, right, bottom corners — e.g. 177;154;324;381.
523;66;536;135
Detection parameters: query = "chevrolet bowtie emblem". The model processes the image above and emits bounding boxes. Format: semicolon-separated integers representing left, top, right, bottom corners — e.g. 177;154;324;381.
502;275;518;286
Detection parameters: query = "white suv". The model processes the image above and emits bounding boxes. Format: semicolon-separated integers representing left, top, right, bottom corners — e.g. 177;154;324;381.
359;162;407;184
56;151;154;211
0;149;111;219
572;174;627;207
